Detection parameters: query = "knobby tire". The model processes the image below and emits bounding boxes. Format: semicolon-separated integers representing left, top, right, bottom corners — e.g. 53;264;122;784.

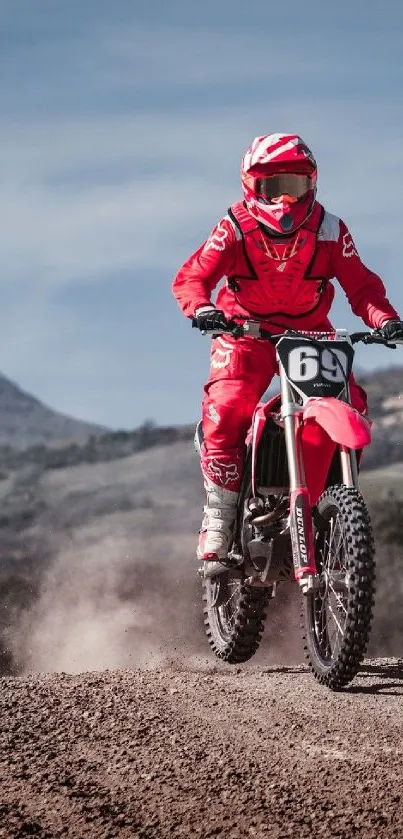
201;573;270;663
301;484;375;690
201;450;271;663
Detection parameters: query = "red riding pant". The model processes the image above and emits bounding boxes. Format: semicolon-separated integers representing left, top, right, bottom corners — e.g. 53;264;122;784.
201;329;368;492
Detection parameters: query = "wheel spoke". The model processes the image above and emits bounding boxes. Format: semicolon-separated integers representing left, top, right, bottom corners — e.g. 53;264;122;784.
318;517;348;653
326;597;345;639
328;580;348;615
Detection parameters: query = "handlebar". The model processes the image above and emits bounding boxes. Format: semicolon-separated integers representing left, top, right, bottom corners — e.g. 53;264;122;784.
192;317;401;348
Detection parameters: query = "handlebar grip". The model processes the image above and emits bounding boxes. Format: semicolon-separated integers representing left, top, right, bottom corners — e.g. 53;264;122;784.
191;314;239;335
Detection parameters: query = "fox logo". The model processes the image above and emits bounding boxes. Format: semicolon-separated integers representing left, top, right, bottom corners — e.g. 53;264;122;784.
204;221;229;252
211;338;233;369
207;404;220;425
207;460;240;486
342;232;359;258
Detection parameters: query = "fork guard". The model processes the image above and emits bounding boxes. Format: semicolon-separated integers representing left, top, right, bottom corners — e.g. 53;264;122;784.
302;397;371;449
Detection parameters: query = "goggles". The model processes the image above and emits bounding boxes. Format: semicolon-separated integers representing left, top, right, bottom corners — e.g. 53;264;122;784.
257;173;311;201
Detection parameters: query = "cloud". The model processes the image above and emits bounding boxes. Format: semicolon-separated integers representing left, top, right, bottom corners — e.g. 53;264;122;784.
0;9;402;426
1;103;402;288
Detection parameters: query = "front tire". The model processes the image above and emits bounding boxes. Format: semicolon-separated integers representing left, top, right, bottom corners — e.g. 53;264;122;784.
301;485;375;690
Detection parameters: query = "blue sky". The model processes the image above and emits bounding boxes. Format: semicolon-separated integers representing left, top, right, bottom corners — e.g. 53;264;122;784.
1;0;402;429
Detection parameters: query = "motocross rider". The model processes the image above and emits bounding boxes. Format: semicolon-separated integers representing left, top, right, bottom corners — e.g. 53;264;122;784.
172;133;403;562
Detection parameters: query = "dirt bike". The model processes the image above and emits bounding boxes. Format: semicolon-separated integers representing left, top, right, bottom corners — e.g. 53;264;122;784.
194;319;398;690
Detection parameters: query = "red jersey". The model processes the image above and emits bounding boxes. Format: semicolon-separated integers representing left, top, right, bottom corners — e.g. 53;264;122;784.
172;201;398;330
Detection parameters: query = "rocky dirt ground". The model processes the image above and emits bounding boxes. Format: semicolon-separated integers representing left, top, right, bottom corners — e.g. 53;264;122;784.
0;658;402;839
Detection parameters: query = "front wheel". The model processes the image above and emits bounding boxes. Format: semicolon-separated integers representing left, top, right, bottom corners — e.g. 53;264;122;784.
301;485;375;690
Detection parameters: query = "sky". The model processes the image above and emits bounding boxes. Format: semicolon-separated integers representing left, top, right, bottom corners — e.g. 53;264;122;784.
0;0;403;430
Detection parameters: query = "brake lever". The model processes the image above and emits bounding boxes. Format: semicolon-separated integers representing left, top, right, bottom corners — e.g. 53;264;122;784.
362;330;397;348
373;329;398;348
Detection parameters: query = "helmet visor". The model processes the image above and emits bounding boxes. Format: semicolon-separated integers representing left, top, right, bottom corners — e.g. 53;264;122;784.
257;173;311;201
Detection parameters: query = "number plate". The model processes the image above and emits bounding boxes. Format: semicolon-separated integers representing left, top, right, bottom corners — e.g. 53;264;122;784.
276;335;354;399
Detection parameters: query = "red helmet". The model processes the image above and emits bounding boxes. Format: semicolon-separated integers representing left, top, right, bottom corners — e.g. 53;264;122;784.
241;134;317;234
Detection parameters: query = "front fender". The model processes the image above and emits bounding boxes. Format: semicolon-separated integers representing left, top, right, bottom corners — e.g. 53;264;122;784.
303;397;371;449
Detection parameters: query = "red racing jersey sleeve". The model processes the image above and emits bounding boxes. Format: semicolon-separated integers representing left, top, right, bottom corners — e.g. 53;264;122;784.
172;216;238;318
331;220;399;328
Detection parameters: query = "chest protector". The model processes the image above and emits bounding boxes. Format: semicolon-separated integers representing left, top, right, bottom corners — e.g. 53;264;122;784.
227;200;326;318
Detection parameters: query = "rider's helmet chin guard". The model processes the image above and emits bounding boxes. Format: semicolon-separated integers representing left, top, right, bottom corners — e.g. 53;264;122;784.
240;134;318;235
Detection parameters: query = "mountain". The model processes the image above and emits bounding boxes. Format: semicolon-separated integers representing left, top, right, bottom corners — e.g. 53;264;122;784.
0;372;107;449
0;362;402;463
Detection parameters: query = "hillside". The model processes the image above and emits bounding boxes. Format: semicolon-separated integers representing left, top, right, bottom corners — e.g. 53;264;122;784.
0;372;106;448
0;437;402;677
0;364;401;473
357;366;403;469
0;363;402;467
0;364;403;676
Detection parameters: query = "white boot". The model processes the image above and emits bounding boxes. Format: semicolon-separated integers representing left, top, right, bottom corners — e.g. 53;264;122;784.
197;483;239;561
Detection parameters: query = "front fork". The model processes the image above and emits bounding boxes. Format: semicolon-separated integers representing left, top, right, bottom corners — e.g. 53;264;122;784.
280;371;317;595
281;373;360;594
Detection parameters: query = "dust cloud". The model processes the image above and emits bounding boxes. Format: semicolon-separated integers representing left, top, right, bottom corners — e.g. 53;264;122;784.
11;531;208;674
8;528;302;675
